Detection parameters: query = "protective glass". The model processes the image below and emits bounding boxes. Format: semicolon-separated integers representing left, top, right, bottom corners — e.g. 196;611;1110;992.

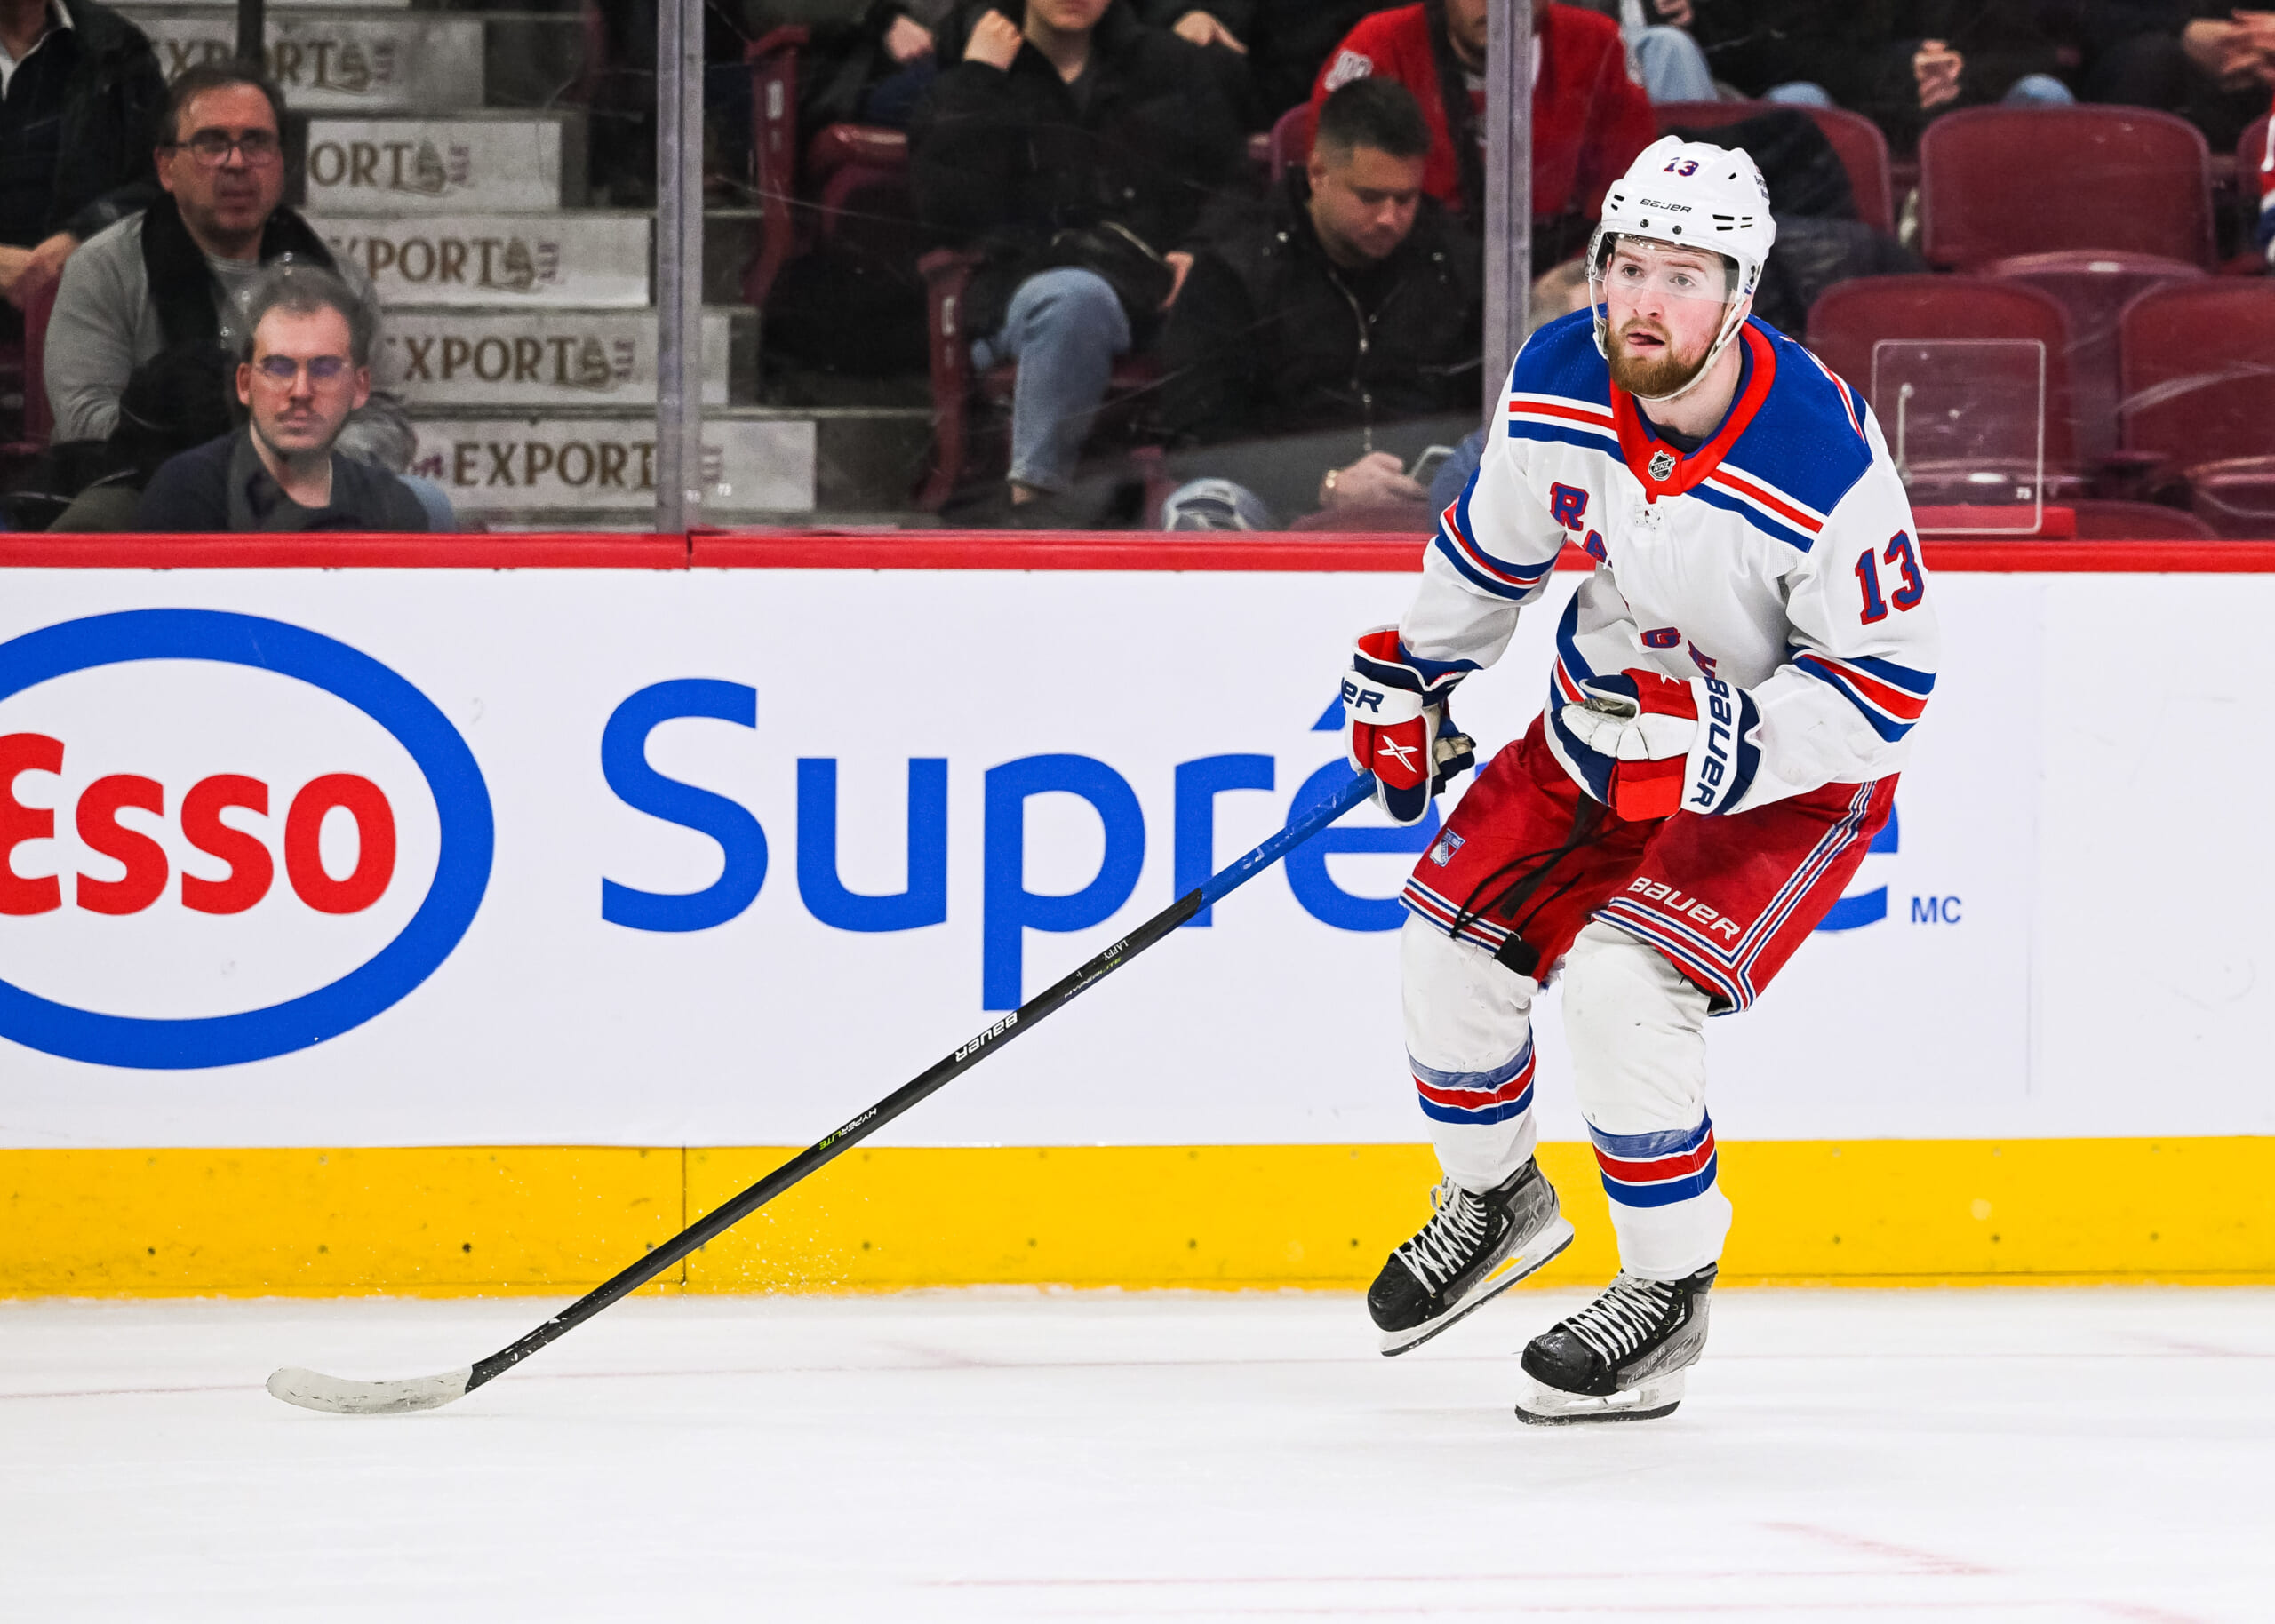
254;354;353;384
1596;240;1735;304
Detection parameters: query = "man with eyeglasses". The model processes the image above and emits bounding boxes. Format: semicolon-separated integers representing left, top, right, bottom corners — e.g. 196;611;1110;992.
43;60;375;453
134;262;425;531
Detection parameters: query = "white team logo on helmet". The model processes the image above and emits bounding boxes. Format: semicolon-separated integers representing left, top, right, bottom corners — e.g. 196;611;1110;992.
1587;136;1778;405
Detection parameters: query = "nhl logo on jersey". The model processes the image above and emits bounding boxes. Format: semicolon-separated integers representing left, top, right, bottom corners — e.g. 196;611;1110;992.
1648;449;1677;482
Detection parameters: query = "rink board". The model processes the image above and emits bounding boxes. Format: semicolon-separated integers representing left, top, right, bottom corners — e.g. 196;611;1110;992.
0;534;2269;1290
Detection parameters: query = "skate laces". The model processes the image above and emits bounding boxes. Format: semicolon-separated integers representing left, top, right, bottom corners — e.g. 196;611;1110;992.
1394;1179;1490;1290
1561;1272;1676;1365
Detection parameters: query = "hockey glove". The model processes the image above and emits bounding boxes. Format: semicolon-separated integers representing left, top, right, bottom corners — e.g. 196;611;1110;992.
1342;627;1477;824
1554;668;1761;820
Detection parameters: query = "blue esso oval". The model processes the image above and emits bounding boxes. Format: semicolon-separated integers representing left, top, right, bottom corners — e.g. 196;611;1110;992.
0;610;493;1069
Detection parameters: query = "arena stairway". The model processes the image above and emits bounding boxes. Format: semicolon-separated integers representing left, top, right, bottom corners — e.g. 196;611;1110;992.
119;0;933;527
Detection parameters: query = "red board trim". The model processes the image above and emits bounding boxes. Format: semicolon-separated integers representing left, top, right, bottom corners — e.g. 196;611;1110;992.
0;530;2271;574
0;535;689;569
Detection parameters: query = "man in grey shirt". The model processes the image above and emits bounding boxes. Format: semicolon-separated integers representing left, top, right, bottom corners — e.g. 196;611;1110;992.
42;60;373;444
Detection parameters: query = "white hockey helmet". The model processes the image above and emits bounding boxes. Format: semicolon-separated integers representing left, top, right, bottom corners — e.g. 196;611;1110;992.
1587;136;1776;402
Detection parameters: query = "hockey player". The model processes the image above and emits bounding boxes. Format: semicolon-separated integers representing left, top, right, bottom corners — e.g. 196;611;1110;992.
1339;136;1936;1422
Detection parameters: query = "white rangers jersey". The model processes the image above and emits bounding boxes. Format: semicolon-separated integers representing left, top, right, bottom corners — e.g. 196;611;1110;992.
1403;309;1938;811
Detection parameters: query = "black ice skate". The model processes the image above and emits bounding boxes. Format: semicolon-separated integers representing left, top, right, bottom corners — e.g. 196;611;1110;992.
1514;1264;1716;1424
1368;1159;1574;1356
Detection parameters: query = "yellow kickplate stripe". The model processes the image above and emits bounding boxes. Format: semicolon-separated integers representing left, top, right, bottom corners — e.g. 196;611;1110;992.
1;1139;2269;1297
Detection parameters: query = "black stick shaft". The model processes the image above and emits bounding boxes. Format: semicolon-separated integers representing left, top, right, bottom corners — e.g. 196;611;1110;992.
464;768;1377;1391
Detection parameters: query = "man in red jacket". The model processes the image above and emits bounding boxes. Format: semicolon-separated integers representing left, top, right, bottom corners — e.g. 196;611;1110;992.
1312;0;1656;267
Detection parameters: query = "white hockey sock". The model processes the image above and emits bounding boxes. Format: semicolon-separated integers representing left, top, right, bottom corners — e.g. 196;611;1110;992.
1402;913;1540;1193
1563;921;1732;1278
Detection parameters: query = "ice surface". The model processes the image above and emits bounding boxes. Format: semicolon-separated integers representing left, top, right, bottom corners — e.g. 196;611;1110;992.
3;1287;2271;1621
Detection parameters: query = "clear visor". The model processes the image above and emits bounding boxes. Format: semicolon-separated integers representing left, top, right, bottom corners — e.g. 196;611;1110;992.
1593;237;1736;304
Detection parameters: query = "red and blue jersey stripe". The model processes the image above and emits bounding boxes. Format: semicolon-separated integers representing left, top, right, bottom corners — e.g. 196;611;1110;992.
1411;1040;1537;1127
1793;649;1935;742
1433;476;1561;603
1590;1117;1719;1208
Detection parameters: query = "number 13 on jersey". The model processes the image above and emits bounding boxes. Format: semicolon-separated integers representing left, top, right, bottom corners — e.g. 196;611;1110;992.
1856;530;1925;624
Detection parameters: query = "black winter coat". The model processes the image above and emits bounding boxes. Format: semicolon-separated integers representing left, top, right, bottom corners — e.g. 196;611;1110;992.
38;0;165;243
1156;171;1481;448
1133;0;1384;125
911;1;1244;338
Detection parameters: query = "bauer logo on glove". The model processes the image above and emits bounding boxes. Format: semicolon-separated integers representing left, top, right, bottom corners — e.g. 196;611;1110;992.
1342;627;1477;824
1550;667;1760;820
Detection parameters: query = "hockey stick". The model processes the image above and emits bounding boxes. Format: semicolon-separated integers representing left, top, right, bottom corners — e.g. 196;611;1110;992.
268;765;1378;1414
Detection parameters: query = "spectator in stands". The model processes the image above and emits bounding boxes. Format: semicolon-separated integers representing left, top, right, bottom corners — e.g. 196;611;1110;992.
1134;0;1382;126
1720;4;2075;139
1561;1;1718;104
0;0;164;319
44;62;376;452
911;0;1242;509
135;264;426;532
2070;3;2275;150
1311;0;1657;267
1155;79;1481;525
1688;3;1896;109
786;0;954;133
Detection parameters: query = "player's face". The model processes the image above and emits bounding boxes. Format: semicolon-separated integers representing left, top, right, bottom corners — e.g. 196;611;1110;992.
1602;240;1732;398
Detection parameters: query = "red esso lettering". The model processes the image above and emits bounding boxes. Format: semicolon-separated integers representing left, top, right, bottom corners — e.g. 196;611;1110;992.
181;774;272;915
0;734;395;916
284;775;397;914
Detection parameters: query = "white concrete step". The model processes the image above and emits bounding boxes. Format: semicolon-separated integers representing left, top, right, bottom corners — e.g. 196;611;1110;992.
126;9;483;113
312;211;648;307
314;210;770;311
374;307;748;410
303;113;583;214
406;410;818;517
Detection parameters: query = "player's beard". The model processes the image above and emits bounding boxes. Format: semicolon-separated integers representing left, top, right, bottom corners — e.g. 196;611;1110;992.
1606;314;1717;399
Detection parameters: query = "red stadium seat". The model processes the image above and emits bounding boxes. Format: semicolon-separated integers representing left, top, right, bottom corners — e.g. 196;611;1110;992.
1267;103;1316;181
1982;251;2206;463
2182;457;2275;537
2119;280;2275;476
1918;107;2215;271
739;29;922;311
743;26;808;310
1652;100;1894;235
1805;275;2079;487
2067;498;2216;539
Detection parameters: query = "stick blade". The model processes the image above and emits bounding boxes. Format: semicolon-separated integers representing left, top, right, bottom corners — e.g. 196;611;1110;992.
267;1365;474;1415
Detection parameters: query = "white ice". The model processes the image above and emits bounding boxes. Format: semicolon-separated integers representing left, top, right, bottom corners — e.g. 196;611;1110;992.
4;1288;2271;1621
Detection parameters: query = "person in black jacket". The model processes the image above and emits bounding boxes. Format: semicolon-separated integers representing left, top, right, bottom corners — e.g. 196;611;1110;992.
911;0;1242;505
1135;0;1381;125
1154;78;1481;524
135;263;426;533
2056;1;2275;149
0;0;164;318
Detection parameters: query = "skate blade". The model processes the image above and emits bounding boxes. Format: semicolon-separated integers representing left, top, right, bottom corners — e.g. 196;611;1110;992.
1378;1215;1577;1357
1514;1369;1684;1425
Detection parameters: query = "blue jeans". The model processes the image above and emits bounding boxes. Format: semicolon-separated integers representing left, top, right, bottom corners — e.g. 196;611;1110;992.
1632;26;1715;104
971;267;1131;493
1768;75;2074;110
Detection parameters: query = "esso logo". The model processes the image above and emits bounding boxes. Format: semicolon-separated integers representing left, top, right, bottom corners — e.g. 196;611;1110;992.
2;749;399;919
0;610;492;1069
